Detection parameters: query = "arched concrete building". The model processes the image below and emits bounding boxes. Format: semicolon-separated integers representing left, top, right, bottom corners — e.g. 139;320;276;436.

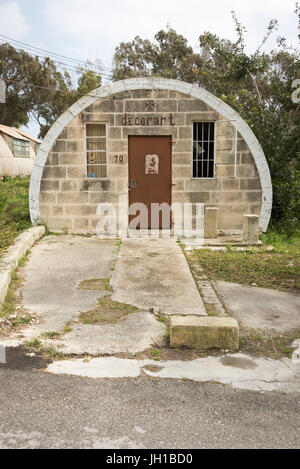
30;77;272;237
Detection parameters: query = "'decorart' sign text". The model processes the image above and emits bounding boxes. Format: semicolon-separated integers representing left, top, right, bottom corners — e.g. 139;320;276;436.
121;113;175;127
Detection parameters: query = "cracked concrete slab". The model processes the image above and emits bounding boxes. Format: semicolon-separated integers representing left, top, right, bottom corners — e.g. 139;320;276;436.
49;312;166;355
4;235;167;355
215;281;300;333
18;236;118;336
111;238;206;316
47;353;300;393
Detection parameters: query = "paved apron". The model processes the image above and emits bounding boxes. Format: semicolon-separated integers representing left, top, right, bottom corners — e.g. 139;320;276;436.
111;238;207;316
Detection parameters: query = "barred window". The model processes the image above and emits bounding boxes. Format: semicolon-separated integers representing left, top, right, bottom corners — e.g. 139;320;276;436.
86;123;107;178
193;122;215;178
13;139;30;158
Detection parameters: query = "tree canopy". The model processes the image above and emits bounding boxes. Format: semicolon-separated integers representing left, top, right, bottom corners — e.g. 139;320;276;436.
0;44;102;138
113;11;300;233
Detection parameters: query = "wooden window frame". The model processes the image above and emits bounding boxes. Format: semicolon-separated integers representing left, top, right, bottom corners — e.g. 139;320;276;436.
84;122;108;179
13;138;30;158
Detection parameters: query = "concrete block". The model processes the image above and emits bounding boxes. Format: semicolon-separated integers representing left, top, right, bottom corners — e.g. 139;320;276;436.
66;140;84;153
185;179;218;191
186;112;218;125
83;113;115;125
40;180;60;191
218;179;240;191
0;271;11;305
46;153;59;166
40;192;56;204
51;140;66;153
215;164;235;178
243;214;259;244
47;217;73;231
154;90;169;98
60;126;83;140
240;179;261;190
59;153;84;165
52;206;64;216
178;99;208;112
179;127;192;139
205;207;218;238
237;139;250;152
170;316;239;351
108;127;122;139
92;99;123;113
172;140;192;152
0;227;45;307
189;192;211;203
57;192;88;204
67;167;85;179
42;166;66;179
156;100;177;112
217;137;235;151
61;180;79;191
132;89;153;99
220;191;242;203
243;191;262;203
236;165;256;178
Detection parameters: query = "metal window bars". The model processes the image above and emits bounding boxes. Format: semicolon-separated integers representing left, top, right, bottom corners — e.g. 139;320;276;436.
193;122;215;178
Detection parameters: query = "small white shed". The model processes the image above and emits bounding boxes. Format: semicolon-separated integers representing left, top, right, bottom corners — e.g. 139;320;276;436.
0;125;40;177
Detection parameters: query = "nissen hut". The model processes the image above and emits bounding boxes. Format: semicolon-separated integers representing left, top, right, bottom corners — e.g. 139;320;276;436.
29;78;272;240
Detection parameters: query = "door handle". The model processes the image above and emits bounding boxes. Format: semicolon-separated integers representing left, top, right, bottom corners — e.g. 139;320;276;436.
129;179;137;190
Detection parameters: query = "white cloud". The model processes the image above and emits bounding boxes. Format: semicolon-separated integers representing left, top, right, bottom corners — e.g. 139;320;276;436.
43;0;298;69
0;1;28;38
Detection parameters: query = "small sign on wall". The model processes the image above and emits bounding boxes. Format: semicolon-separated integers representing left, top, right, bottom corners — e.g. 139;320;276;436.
145;154;159;175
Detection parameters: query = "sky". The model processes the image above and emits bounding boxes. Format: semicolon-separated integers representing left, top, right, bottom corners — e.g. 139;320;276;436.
0;0;299;136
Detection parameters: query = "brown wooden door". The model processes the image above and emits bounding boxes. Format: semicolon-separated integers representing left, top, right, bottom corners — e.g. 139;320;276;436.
128;136;172;229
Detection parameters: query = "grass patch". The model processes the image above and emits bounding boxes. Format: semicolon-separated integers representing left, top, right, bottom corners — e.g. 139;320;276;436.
190;232;300;293
0;177;31;254
77;278;112;292
24;338;65;359
148;348;161;360
63;322;73;334
0;251;33;335
79;296;140;325
40;331;61;339
239;327;300;359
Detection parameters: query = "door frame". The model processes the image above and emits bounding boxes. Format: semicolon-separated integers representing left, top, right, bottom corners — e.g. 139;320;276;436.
128;135;172;230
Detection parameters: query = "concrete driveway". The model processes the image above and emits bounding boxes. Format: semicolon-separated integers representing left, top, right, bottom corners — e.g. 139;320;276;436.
20;235;119;334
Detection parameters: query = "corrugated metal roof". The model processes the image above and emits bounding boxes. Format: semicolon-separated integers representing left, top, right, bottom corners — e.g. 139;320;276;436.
15;128;41;144
0;124;29;141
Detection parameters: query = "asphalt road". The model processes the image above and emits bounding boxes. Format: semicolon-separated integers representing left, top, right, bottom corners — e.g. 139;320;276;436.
0;367;299;449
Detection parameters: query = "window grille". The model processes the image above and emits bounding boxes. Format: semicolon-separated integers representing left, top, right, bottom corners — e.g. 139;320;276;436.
13;139;30;158
86;123;107;178
193;122;215;178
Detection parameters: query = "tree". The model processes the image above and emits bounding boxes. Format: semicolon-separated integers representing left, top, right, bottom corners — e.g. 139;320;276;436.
75;69;102;99
113;28;201;82
0;44;102;138
113;16;300;233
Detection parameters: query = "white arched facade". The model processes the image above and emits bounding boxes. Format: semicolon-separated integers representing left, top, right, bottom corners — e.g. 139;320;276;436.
30;77;272;231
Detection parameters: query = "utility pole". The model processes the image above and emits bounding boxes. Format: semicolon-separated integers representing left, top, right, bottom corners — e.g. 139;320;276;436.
0;79;6;103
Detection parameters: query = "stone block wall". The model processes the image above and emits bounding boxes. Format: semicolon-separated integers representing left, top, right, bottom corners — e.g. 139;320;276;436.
39;89;262;234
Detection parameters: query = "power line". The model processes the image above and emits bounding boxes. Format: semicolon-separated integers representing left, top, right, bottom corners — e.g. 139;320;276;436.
0;33;114;74
0;39;113;79
0;39;113;80
3;76;114;98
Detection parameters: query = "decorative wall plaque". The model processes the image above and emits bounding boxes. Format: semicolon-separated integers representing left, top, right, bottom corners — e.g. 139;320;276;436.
145;154;159;175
